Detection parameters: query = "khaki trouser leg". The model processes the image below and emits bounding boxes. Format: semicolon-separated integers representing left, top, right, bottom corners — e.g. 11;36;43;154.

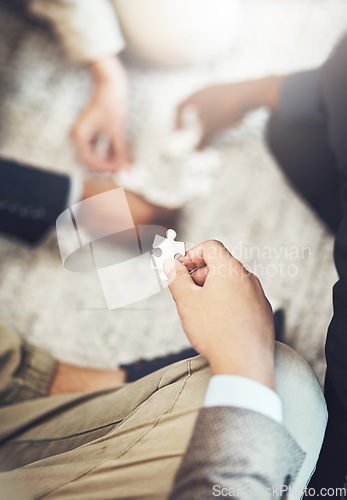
0;322;57;405
0;323;210;500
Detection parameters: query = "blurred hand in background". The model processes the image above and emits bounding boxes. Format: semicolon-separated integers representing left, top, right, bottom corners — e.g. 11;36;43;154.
176;76;283;149
71;56;131;173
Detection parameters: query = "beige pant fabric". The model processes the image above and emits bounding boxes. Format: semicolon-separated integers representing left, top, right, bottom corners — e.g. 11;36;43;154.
0;323;327;500
0;323;210;500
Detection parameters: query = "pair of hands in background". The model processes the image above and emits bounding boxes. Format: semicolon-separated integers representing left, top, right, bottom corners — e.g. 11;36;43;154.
71;55;282;173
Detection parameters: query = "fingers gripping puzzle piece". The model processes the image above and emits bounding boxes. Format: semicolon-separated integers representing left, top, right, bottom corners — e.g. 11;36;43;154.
151;229;186;280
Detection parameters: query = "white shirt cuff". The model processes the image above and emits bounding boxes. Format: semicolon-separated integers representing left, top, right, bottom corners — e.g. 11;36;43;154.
66;174;83;208
204;375;283;424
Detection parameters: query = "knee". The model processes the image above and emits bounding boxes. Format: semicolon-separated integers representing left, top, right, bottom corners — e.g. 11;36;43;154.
274;342;327;429
274;342;327;496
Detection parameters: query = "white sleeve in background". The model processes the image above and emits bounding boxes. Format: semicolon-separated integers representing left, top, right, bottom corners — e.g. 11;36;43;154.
29;0;125;63
204;375;283;424
66;174;83;207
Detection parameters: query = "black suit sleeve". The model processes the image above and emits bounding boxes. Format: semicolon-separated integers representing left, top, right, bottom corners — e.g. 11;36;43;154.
309;34;347;492
0;158;70;243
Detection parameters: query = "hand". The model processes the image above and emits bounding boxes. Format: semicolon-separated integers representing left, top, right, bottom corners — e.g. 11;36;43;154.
176;76;283;149
164;240;276;390
71;56;131;173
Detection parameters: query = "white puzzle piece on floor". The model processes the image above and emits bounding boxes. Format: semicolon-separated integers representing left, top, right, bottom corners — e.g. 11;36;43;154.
151;229;186;281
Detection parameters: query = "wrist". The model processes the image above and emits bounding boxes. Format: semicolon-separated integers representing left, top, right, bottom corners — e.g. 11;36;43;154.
229;76;283;114
251;75;283;110
208;348;276;391
90;56;123;85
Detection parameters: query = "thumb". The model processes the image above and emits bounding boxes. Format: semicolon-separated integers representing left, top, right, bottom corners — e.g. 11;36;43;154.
175;100;189;130
196;127;213;150
163;258;195;301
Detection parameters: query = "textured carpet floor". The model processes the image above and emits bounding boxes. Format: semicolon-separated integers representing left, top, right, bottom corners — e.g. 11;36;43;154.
0;0;346;384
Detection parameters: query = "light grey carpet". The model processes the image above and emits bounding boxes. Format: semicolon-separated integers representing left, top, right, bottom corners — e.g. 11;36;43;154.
0;0;346;384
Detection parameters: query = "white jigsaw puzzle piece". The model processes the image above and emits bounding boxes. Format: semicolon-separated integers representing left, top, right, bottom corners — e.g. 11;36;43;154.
151;229;186;281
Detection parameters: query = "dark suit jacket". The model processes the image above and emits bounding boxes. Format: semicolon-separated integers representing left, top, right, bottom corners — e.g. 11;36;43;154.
317;34;347;492
171;36;347;498
277;35;347;492
0;158;70;243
